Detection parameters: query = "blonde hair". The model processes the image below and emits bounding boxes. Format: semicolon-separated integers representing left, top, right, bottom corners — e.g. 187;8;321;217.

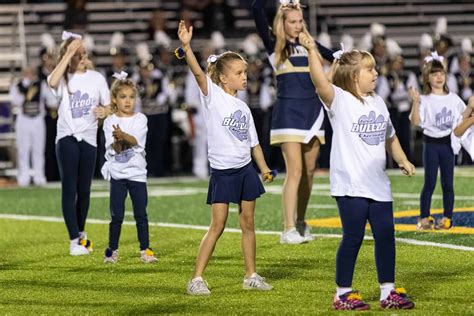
272;5;312;67
109;78;137;114
421;60;449;95
332;50;376;102
206;51;247;86
58;38;93;93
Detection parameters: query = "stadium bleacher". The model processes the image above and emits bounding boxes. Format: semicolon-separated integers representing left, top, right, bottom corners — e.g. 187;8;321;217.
0;0;473;73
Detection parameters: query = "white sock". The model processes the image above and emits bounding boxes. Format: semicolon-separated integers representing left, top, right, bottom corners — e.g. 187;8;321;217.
70;237;79;246
380;283;395;301
192;276;203;282
336;287;352;297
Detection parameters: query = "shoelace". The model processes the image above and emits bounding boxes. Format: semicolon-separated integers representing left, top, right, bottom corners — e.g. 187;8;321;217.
390;293;407;304
192;280;209;292
341;292;364;307
347;292;363;301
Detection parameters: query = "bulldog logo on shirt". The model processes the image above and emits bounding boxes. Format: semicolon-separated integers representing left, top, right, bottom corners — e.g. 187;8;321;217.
115;148;135;163
69;90;94;119
435;107;453;130
222;110;249;142
351;111;387;146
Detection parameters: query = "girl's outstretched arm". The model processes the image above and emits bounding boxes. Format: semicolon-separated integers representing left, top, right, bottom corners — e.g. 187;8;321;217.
177;20;208;96
251;0;274;53
48;39;82;89
298;33;334;106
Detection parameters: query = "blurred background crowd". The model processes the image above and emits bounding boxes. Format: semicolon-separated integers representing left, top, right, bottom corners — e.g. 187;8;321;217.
0;0;473;186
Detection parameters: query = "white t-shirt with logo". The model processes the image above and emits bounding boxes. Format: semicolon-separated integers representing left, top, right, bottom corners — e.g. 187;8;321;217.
417;93;466;138
50;70;110;146
323;85;396;202
199;76;259;170
101;112;148;182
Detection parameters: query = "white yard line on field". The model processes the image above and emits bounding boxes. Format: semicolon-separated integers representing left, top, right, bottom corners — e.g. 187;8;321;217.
1;213;473;252
307;204;337;209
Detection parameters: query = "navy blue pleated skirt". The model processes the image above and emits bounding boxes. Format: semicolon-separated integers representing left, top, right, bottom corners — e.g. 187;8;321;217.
206;162;265;205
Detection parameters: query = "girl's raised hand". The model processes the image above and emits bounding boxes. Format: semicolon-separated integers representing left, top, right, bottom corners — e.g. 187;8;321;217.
408;86;420;103
178;20;193;48
66;39;83;56
112;124;124;141
298;32;315;51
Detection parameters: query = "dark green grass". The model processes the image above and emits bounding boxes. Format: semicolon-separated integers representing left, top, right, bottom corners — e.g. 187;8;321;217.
0;219;473;314
1;172;473;246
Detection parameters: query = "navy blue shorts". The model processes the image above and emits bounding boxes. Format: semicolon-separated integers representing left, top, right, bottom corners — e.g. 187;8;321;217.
207;162;265;205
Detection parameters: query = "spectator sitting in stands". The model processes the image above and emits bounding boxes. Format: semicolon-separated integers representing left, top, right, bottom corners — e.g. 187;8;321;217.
106;32;131;86
146;10;171;48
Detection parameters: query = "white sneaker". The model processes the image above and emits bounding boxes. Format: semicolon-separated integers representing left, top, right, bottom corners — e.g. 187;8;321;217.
187;277;211;296
296;221;315;242
140;248;158;263
280;228;307;244
243;273;273;291
104;248;119;264
69;240;90;256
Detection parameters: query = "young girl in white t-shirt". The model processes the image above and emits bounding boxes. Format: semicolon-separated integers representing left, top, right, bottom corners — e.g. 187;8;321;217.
409;54;472;230
48;31;110;256
177;20;274;295
300;33;416;310
101;72;158;264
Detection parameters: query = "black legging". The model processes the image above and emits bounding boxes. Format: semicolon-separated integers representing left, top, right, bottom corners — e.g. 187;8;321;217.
420;141;455;219
108;178;149;251
56;136;96;240
335;196;395;287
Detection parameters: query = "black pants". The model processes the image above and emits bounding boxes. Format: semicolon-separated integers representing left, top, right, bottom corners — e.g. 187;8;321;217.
108;178;149;251
56;136;96;240
420;141;454;219
146;113;169;177
335;196;395;287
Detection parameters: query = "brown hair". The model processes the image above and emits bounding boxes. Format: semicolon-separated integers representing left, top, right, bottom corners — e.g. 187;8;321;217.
206;51;247;86
332;50;376;102
109;78;137;113
58;37;93;93
272;4;312;67
421;59;449;95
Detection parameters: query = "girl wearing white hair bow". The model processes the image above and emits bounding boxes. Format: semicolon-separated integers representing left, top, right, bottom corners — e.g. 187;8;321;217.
47;31;110;256
252;0;334;245
100;72;158;264
409;52;473;231
177;20;274;295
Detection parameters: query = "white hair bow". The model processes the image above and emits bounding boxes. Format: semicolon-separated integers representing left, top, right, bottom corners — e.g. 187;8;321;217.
424;51;445;63
112;71;128;81
61;30;82;41
332;42;345;60
280;0;300;6
207;54;220;63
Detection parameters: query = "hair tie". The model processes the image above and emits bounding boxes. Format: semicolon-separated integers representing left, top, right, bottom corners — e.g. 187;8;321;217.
62;30;82;41
207;54;220;63
424;51;444;63
174;47;186;59
112;71;128;81
332;42;345;60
